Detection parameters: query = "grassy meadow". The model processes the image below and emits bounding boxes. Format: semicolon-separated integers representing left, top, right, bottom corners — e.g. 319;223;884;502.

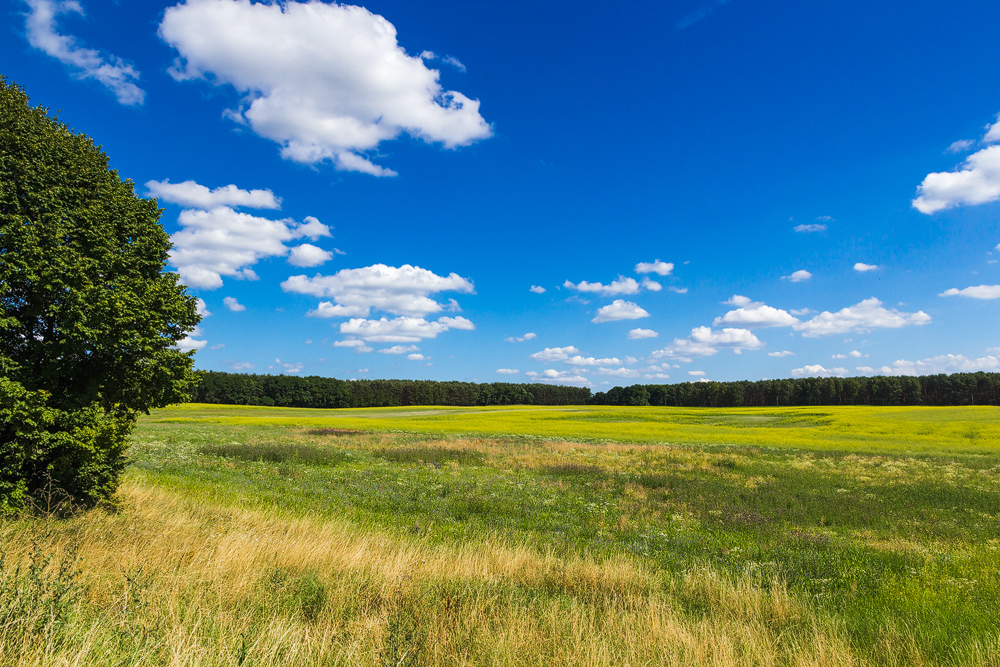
2;404;1000;665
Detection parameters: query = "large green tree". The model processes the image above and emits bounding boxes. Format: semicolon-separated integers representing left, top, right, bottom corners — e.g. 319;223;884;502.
0;78;201;513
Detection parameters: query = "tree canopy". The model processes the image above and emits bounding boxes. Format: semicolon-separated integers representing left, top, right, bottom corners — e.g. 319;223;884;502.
0;77;201;513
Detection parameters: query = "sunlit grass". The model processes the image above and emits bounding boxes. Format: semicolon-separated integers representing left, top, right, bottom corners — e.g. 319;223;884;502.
2;404;999;665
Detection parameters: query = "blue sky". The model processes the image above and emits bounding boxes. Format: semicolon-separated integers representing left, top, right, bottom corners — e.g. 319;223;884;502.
5;0;1000;386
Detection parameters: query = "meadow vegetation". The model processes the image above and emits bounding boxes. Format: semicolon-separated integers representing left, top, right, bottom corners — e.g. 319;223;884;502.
2;404;999;665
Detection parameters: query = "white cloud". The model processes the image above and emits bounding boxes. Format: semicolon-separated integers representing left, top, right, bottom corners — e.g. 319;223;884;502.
876;354;1000;376
529;285;547;294
564;355;622;367
529;346;581;363
505;332;537;343
176;326;207;352
628;328;659;339
333;338;372;353
831;350;865;359
635;260;673;276
378;344;419;355
641;277;662;291
940;284;1000;300
668;286;689;294
406;353;427;361
985;114;1000;144
564;276;641;296
285;264;473;318
651;326;763;362
768;350;795;357
714;296;799;328
793;298;931;337
339;315;474;342
782;269;812;283
853;262;879;272
170;207;331;289
596;367;639;378
524;369;589;384
223;296;245;312
688;370;706;377
592;300;650;323
496;368;520;375
794;224;827;233
946;139;975;153
230;361;255;371
791;364;848;378
288;244;334;267
146;179;280;209
23;0;145;105
644;373;671;380
195;298;211;318
159;0;491;176
913;145;1000;214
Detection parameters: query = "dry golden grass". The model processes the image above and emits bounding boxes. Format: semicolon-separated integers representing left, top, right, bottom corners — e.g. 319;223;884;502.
3;476;972;667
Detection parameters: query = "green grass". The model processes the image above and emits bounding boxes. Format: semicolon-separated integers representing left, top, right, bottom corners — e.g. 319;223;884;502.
3;403;1000;665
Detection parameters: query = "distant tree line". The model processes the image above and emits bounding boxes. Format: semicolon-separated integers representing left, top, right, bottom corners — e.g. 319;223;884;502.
188;371;1000;409
188;372;591;408
590;373;1000;407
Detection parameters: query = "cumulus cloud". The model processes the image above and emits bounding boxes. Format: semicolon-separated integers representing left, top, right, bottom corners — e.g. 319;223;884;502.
378;344;419;355
170;207;331;289
946;139;975;154
688;370;706;377
940;284;1000;300
505;332;537;343
288;244;334;267
651;326;763;362
634;260;674;276
223;296;245;311
853;262;879;272
564;276;640;297
406;353;426;361
794;223;827;233
831;350;865;359
596;367;639;378
768;350;795;357
22;0;145;105
230;361;255;370
159;0;491;176
876;354;1000;376
913;136;1000;212
714;296;799;328
529;285;546;294
793;298;931;337
333;338;372;353
496;368;520;375
176;326;207;352
339;315;474;342
146;179;280;209
564;355;622;367
523;369;589;384
782;269;812;283
668;286;689;294
285;264;474;318
529;346;581;363
791;364;848;378
195;298;211;318
592;300;650;323
628;328;658;339
641;277;662;291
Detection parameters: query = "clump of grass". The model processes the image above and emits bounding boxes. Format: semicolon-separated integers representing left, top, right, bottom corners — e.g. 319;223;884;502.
201;442;352;466
373;446;484;467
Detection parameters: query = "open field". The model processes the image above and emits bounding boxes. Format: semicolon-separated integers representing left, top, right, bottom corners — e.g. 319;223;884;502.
3;404;1000;665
